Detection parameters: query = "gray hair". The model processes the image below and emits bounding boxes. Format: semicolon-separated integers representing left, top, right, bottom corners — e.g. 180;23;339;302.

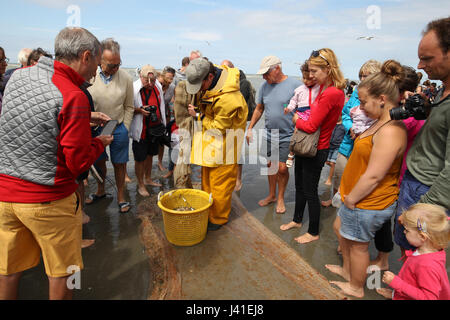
101;38;120;55
17;48;32;66
54;27;101;62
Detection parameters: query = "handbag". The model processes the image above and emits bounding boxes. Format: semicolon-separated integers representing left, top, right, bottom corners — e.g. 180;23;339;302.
289;84;324;158
289;127;320;158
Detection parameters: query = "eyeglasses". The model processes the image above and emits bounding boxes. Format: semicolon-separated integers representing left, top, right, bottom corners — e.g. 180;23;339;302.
107;62;121;69
310;50;329;65
0;57;9;64
104;60;121;69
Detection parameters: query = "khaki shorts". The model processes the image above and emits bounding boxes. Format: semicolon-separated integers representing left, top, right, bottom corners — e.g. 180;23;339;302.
0;192;83;277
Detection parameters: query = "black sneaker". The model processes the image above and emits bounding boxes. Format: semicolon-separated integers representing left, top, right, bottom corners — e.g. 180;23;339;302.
207;222;222;231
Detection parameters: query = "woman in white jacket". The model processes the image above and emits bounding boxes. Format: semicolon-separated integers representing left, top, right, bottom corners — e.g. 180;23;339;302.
129;65;166;196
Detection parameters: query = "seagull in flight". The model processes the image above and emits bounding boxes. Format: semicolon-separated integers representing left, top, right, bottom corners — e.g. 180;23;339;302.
357;36;375;40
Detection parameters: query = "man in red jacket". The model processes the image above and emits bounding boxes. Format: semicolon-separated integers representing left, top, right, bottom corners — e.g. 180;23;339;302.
0;27;113;300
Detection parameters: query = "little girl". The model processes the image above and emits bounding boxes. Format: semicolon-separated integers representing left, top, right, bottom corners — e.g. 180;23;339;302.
285;62;321;168
377;203;450;300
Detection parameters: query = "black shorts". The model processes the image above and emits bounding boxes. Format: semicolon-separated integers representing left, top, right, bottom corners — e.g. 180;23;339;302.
132;137;160;162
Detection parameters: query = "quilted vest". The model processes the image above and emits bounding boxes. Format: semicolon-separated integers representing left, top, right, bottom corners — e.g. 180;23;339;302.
0;56;63;186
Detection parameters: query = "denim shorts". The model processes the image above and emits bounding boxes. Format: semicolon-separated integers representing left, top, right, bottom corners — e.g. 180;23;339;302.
96;122;130;164
327;148;339;163
338;201;397;243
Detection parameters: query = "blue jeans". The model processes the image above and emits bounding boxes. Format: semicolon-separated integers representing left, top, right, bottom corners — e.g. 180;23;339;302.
393;170;430;250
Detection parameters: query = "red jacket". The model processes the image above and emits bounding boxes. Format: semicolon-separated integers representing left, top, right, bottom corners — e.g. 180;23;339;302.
0;60;104;203
390;250;450;300
295;86;345;150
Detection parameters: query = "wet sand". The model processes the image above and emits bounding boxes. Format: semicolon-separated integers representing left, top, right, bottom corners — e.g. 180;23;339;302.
16;114;449;300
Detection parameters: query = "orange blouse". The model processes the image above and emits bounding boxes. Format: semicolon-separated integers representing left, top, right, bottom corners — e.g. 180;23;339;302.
340;132;403;210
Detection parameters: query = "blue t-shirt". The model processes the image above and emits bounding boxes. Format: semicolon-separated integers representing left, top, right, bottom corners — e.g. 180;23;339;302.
256;76;301;142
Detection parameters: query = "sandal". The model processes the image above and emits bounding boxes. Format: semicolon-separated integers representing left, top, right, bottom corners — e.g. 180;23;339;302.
85;193;106;205
118;202;131;213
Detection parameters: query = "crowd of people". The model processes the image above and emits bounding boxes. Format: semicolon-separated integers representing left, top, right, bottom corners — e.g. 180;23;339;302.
0;15;449;300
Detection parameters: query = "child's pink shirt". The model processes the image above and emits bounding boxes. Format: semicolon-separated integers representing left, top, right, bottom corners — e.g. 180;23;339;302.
285;83;320;113
350;105;375;135
390;250;450;300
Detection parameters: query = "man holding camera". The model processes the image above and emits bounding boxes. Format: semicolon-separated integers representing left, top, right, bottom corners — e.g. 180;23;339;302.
129;65;167;196
393;17;450;252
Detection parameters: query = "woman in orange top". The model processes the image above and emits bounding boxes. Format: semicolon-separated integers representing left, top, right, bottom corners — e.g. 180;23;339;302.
325;60;407;298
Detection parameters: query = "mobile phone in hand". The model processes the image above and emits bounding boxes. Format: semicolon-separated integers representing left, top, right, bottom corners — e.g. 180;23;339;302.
100;120;118;136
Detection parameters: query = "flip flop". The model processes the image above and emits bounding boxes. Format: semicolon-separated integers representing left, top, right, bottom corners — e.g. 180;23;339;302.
85;193;106;205
119;202;131;213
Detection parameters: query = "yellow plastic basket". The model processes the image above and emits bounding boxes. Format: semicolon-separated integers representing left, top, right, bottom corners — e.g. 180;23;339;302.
157;189;213;246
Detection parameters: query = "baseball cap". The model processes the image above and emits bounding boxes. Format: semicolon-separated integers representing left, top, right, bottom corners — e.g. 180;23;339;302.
256;55;281;75
185;58;210;94
140;64;156;77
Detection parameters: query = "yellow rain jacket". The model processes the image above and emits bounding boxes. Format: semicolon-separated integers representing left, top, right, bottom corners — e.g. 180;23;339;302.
191;65;248;167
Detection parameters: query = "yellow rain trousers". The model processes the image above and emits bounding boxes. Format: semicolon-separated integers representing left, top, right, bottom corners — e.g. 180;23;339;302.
201;164;238;225
191;65;248;226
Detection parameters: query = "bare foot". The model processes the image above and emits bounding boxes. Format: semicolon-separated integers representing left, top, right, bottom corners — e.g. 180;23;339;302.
369;257;389;271
258;196;276;207
82;212;90;225
137;186;150;197
276;200;286;214
234;180;242;192
376;288;393;299
321;199;332;207
280;221;302;231
330;281;364;298
324;179;332;186
162;171;173;179
294;233;319;244
125;175;132;183
144;179;162;187
158;164;167;172
325;264;350;281
82;239;95;249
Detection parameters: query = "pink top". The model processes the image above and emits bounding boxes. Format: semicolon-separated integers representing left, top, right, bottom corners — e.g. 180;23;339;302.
285;83;321;113
350;105;375;135
398;118;425;185
390;250;450;300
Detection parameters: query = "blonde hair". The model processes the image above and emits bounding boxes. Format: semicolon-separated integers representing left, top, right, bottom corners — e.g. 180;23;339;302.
400;203;450;250
308;48;346;90
358;60;405;104
359;59;382;80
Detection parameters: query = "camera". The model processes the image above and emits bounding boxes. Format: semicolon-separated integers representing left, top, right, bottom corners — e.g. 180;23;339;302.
389;94;428;120
144;105;159;123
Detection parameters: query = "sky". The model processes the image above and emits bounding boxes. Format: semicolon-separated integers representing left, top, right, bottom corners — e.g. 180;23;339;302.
1;0;449;81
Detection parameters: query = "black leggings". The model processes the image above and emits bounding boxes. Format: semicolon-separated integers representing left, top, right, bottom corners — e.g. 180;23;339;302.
293;149;328;236
374;219;394;253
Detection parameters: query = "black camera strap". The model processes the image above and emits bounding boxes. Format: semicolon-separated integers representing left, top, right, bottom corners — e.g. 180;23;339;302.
141;86;160;109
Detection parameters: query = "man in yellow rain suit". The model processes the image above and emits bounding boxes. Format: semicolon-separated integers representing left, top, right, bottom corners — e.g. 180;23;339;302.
186;58;248;231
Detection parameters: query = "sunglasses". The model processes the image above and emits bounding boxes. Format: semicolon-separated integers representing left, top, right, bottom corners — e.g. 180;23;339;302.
311;50;329;65
103;60;121;69
0;57;9;64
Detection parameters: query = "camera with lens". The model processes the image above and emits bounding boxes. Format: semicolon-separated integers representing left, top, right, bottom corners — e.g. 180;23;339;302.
144;105;159;123
389;94;428;120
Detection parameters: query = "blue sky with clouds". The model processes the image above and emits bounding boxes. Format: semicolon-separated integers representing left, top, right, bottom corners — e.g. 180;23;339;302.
1;0;449;80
